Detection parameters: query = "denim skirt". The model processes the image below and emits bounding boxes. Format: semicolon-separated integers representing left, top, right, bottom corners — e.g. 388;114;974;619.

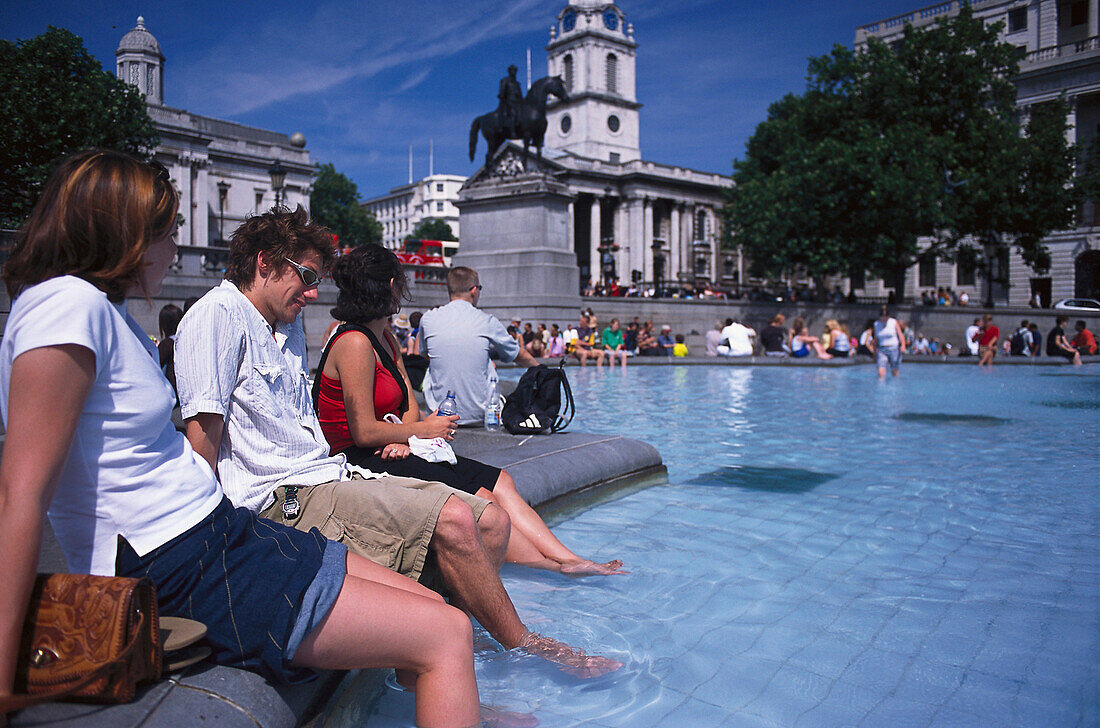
115;497;345;684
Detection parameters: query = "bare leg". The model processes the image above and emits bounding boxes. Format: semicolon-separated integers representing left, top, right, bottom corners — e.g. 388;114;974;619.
432;498;528;648
478;472;625;576
431;497;621;676
293;554;479;728
812;342;832;359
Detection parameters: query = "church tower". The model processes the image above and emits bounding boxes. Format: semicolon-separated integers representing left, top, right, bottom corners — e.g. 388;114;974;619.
545;1;641;164
115;17;164;105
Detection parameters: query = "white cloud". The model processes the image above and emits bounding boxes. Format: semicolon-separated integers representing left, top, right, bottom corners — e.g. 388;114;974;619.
176;0;547;115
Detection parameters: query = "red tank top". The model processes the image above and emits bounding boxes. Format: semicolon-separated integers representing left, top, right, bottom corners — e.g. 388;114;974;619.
318;330;404;454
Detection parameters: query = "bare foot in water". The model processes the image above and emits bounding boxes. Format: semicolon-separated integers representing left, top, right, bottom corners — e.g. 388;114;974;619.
559;558;627;576
520;633;623;678
482;704;539;727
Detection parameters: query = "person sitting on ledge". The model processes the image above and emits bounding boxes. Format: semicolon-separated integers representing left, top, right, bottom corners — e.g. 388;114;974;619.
789;317;831;359
0;151;481;727
319;246;624;577
1046;315;1082;365
761;314;789;356
176;210;620;678
600;318;629;367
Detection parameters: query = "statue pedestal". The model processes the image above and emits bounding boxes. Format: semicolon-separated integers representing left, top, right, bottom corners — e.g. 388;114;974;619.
454;149;581;326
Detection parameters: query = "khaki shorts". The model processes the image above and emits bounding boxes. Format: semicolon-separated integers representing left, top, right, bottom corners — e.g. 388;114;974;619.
258;475;489;584
979;345;995;358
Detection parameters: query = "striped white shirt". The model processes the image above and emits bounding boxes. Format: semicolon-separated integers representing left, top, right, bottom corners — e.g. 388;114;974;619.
176;280;346;513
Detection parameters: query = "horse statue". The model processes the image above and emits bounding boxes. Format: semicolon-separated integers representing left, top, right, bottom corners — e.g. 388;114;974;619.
469;75;568;168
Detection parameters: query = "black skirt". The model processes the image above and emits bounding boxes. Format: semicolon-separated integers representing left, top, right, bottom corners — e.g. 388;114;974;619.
343;446;501;495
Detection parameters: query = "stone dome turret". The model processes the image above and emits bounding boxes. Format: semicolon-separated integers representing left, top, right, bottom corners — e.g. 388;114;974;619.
116;17;163;59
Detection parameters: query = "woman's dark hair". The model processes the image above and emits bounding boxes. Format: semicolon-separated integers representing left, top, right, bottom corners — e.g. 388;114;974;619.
330;244;409;323
159;303;184;339
4;149;178;302
409;311;422;329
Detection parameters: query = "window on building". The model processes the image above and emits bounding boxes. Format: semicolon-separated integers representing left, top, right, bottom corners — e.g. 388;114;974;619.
1070;0;1088;26
255;191;264;213
850;267;866;290
606;54;618;94
919;256;936;287
609;152;620;163
563;54;573;92
694;210;708;241
436;202;443;212
957;246;977;286
1008;6;1027;32
436;183;443;192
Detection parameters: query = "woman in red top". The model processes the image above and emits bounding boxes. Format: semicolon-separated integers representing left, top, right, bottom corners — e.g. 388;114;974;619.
318;245;624;577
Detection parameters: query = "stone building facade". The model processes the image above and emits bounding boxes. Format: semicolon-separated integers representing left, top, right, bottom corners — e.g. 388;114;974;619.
539;1;733;291
856;0;1100;305
116;18;314;252
361;173;464;252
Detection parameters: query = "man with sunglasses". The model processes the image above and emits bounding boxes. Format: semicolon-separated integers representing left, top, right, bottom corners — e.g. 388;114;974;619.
175;207;617;674
420;266;540;426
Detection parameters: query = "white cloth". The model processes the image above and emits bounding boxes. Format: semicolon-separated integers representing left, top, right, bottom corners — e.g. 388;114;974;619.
964;324;981;355
419;299;519;425
873;317;901;349
176;280;346;514
0;277;221;575
719;322;755;356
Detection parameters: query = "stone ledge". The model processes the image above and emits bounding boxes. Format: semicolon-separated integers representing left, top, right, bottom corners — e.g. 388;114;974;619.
14;429;665;728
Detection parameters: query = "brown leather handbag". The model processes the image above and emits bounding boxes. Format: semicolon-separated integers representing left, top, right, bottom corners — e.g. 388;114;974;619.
0;574;162;713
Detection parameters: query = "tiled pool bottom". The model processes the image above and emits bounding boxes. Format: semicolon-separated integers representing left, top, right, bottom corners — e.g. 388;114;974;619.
364;365;1099;727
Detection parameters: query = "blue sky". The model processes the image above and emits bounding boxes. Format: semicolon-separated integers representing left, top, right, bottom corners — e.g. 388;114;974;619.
4;1;921;199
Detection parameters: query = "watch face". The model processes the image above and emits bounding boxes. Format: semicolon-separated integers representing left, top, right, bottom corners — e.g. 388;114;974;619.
603;10;618;30
563;11;576;32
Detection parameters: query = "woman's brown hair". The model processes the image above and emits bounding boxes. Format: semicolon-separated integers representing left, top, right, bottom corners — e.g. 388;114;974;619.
4;149;178;302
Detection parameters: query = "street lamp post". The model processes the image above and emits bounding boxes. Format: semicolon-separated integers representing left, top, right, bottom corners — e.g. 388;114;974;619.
216;180;230;244
982;236;998;308
268;160;286;209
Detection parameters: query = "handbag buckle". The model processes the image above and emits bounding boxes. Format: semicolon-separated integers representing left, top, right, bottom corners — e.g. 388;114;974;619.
30;647;58;668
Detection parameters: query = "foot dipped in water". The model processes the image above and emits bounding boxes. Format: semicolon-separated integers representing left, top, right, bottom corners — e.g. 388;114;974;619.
559;558;627;576
520;632;622;678
482;704;539;728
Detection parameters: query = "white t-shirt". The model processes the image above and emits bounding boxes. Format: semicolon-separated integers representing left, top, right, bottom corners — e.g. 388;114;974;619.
964;324;981;355
0;277;222;575
720;322;755;356
873;318;901;349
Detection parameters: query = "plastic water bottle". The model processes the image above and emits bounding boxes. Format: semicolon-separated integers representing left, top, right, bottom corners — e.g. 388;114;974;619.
485;369;502;432
438;390;458;419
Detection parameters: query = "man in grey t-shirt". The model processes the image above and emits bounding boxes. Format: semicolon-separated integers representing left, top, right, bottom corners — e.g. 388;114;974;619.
420;266;539;425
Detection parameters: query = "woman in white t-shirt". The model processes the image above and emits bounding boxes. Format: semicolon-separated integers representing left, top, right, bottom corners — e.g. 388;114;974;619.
0;151;478;726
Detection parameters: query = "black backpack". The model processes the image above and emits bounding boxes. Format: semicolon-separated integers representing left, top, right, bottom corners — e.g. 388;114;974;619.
501;361;575;435
1009;328;1028;356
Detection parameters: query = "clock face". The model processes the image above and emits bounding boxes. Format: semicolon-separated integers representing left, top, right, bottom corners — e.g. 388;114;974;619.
603;10;618;31
563;11;576;32
561;115;572;134
607;115;620;133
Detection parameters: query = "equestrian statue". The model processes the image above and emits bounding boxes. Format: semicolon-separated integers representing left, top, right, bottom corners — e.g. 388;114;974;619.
469;65;568;167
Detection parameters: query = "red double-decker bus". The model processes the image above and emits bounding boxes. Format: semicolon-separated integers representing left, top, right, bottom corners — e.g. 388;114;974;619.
396;239;446;267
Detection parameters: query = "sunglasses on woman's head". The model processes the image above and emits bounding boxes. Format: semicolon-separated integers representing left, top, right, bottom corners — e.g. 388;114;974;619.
284;257;322;288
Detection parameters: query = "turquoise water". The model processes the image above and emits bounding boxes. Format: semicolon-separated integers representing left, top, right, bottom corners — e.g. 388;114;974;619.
357;365;1099;727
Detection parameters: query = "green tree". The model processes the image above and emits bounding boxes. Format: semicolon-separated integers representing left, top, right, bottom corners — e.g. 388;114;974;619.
309;163;382;248
407;217;457;242
0;27;159;228
726;6;1080;300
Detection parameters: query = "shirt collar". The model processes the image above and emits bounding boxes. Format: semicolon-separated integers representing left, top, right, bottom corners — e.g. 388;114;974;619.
220;279;294;340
